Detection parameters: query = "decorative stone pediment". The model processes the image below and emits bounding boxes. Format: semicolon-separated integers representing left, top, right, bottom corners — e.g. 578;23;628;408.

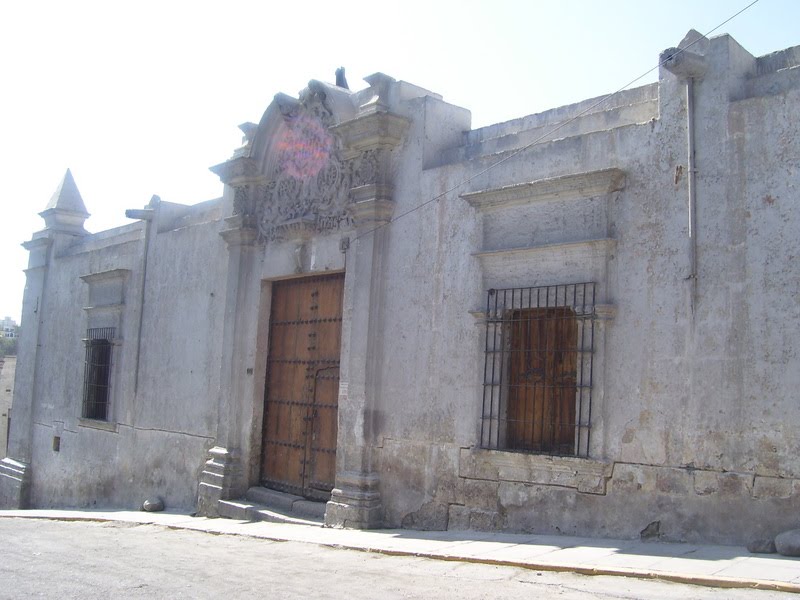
211;79;409;243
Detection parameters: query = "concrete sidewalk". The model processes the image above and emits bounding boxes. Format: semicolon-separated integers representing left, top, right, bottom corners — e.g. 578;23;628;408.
2;509;799;593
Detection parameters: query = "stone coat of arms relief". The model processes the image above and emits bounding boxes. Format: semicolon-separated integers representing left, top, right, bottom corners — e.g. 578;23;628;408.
228;88;388;244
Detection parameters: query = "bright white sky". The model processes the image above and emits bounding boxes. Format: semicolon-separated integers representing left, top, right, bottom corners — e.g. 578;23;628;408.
1;0;797;324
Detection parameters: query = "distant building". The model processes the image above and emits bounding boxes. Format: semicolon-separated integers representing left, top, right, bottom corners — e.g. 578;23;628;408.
0;356;14;459
1;318;18;339
1;30;799;545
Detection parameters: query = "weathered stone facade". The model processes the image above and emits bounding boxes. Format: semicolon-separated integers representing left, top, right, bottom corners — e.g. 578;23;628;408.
2;31;799;544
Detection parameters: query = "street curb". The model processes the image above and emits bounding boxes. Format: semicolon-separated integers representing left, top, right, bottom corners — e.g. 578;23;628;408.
2;512;799;594
283;543;800;594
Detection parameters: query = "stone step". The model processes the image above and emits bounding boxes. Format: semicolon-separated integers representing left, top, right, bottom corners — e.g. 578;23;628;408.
217;486;328;526
217;499;324;527
245;487;327;519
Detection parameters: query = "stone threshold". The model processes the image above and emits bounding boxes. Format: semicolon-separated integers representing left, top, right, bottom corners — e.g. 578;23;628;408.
217;486;326;527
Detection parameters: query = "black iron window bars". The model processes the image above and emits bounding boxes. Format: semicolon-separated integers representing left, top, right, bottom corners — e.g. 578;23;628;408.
481;283;596;457
82;327;115;421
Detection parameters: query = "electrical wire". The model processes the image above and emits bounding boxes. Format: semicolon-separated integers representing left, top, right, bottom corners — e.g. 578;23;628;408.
351;0;762;244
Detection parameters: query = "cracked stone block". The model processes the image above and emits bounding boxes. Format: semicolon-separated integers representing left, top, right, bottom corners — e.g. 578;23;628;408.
655;468;691;495
447;505;470;530
752;476;793;499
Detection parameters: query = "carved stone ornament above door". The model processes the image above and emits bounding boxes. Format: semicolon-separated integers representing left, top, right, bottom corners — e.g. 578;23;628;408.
212;82;400;244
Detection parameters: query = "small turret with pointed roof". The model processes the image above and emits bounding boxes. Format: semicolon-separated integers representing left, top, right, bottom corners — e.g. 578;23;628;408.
39;169;90;235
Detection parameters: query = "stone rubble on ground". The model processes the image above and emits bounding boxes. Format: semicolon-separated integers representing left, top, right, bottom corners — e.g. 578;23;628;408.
746;538;777;554
142;497;165;512
775;529;800;557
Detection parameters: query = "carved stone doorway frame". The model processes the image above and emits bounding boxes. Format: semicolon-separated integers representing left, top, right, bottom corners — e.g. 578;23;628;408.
197;80;409;529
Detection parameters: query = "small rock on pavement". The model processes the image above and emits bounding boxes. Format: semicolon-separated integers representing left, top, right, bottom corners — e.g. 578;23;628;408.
746;538;777;554
775;529;800;557
142;497;165;512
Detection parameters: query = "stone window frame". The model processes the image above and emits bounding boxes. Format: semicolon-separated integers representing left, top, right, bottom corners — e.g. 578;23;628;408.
81;327;115;421
479;283;597;458
463;168;623;469
79;269;128;431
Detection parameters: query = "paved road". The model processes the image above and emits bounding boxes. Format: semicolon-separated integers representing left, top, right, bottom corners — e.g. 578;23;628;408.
0;518;794;599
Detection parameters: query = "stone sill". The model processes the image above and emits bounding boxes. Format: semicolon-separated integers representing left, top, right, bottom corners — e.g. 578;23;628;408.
469;304;616;326
78;418;119;433
460;447;613;495
461;168;626;212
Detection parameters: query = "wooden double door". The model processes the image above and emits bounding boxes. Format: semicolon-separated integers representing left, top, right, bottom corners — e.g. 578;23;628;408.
260;273;344;501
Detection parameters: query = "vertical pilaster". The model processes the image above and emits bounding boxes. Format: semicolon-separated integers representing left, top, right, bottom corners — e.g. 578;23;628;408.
326;193;394;528
325;105;409;528
588;305;616;458
197;156;263;516
197;214;259;515
0;236;51;508
0;170;89;509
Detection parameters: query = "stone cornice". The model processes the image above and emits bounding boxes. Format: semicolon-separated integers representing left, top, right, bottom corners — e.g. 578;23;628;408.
209;156;263;186
38;207;90;236
332;111;410;158
22;235;54;270
461;168;626;212
347;201;395;229
347;184;395;228
350;183;394;203
219;215;258;247
22;235;54;252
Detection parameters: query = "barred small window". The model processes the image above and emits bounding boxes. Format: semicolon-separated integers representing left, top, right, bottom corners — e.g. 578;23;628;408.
82;327;115;421
481;283;595;457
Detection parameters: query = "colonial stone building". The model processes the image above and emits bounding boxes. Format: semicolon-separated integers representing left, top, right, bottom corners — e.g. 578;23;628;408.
2;31;798;544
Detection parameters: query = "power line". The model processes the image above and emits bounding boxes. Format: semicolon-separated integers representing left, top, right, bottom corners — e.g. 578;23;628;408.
352;0;762;244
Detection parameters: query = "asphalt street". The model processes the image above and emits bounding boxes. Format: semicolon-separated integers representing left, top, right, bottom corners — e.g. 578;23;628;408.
1;518;797;599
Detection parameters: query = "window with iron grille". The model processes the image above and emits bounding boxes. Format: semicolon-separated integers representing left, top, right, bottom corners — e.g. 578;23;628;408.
481;283;595;457
82;327;115;421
